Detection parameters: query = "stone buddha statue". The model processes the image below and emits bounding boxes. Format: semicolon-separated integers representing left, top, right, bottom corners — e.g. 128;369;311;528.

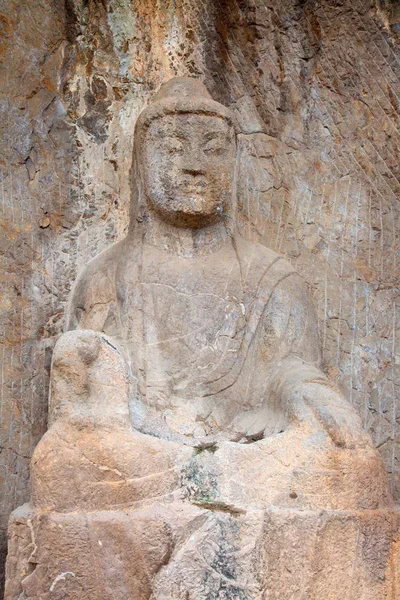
5;77;399;600
66;77;374;452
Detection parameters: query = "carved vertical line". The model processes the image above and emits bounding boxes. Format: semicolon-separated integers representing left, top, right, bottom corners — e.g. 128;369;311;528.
245;174;251;241
0;171;4;213
317;182;326;226
9;167;14;225
336;178;351;369
273;155;285;250
303;183;313;228
276;155;294;254
58;176;62;219
368;189;372;270
322;180;337;360
315;184;327;349
0;346;8;521
391;300;396;493
323;271;328;362
391;204;397;279
18;178;23;231
0;345;4;451
377;378;383;450
350;182;361;404
379;197;384;279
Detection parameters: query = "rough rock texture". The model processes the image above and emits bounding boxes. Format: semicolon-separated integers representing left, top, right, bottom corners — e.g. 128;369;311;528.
1;0;399;593
6;504;400;599
4;77;399;599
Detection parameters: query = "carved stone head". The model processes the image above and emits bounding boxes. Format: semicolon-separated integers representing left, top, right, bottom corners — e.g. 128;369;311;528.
132;77;237;229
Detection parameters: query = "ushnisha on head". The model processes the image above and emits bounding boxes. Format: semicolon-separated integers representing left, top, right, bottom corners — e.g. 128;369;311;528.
131;77;237;229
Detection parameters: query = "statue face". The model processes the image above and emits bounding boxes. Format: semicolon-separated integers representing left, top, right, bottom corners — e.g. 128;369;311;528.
142;114;236;228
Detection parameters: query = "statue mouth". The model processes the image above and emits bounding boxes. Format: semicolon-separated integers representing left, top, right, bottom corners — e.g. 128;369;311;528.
182;197;207;213
179;178;207;193
181;185;206;195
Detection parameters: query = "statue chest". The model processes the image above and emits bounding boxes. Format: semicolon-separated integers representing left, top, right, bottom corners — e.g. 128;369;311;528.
117;244;248;395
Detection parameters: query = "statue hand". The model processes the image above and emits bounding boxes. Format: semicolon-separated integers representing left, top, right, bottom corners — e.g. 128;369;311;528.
49;329;129;425
285;380;371;449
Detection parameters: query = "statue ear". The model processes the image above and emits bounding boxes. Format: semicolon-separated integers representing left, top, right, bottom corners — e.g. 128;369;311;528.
129;143;148;231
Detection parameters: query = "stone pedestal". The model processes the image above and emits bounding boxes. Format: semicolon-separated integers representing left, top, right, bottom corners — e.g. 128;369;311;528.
6;502;399;600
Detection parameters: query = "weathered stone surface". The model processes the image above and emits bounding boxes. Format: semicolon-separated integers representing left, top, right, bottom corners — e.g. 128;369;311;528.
1;0;399;594
30;330;192;513
6;504;400;599
5;77;399;599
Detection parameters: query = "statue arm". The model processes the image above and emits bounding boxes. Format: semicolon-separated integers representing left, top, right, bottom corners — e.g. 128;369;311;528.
66;244;121;333
263;273;370;448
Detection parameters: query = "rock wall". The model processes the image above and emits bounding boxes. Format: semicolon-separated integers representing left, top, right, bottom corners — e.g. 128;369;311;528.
0;0;398;592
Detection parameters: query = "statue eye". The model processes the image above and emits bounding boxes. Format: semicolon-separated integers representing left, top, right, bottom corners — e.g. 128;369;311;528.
203;138;226;155
163;138;184;154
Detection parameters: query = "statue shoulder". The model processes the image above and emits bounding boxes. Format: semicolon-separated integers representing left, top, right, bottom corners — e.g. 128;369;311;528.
236;239;320;362
235;237;297;281
66;240;125;331
235;237;313;309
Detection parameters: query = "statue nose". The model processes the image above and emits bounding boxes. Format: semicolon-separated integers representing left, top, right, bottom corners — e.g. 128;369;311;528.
182;163;206;176
181;152;206;176
183;168;204;177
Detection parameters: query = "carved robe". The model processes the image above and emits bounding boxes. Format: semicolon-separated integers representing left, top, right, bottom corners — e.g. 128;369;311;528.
68;235;321;444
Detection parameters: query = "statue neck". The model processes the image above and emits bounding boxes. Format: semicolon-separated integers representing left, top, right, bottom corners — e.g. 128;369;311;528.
141;216;232;258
